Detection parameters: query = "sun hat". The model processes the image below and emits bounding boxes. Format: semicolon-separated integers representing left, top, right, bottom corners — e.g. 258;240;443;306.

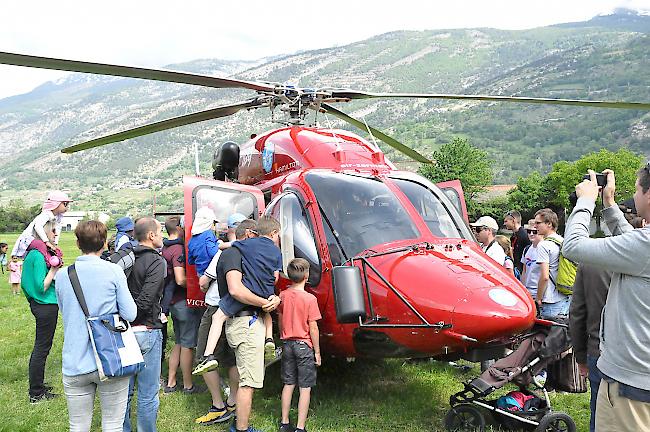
116;216;135;233
42;191;72;211
191;207;218;235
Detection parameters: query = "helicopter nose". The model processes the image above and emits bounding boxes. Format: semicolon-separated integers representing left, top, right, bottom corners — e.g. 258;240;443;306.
452;285;535;342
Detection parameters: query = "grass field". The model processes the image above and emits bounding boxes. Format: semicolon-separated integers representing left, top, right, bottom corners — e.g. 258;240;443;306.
0;232;591;431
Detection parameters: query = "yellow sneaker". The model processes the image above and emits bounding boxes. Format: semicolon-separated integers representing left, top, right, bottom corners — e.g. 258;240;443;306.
195;405;234;424
264;338;276;361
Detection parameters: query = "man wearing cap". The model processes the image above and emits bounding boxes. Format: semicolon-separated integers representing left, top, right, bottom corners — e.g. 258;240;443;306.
115;216;137;252
470;216;506;265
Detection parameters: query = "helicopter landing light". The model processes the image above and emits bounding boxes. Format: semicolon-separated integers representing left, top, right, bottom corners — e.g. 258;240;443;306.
488;288;519;307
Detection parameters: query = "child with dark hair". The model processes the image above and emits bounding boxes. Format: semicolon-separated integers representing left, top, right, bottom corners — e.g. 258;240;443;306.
278;258;322;432
8;255;22;295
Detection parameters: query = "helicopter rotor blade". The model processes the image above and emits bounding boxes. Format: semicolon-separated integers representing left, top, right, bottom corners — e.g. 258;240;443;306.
319;103;432;164
328;90;650;110
61;98;265;154
0;51;275;93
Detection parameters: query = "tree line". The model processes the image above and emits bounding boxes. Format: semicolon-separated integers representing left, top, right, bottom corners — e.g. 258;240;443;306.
418;137;644;228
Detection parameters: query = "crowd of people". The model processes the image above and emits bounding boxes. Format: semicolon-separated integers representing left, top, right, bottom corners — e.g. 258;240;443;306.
9;165;650;432
13;193;322;432
470;168;650;432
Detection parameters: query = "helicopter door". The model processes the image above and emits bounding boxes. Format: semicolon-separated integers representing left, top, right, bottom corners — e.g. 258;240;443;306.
436;180;468;224
183;175;265;307
265;191;322;288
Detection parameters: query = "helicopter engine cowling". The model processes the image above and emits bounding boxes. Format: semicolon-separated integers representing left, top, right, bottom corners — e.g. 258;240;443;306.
213;141;240;181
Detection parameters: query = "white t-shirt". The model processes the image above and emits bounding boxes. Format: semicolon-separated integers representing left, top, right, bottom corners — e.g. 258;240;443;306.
536;233;567;303
521;244;540;298
484;240;507;267
203;249;222;306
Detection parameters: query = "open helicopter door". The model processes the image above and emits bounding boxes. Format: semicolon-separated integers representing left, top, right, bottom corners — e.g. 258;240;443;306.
183;176;265;307
436;180;469;224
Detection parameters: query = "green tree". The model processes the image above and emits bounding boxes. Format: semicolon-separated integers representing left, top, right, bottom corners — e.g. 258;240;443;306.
545;148;644;209
418;137;493;215
506;171;552;221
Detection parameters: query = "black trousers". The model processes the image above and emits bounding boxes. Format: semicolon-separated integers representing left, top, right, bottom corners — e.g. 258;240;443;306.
27;298;58;397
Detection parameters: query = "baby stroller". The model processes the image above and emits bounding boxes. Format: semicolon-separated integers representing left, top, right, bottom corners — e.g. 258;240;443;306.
444;319;577;431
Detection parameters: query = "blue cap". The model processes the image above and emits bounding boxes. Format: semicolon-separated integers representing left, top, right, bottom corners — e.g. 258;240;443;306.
116;216;134;232
227;213;246;228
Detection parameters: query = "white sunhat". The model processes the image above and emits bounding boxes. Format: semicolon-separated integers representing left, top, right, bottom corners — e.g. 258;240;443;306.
469;216;499;231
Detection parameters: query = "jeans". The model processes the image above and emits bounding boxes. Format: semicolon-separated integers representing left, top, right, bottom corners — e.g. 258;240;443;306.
540;296;571;320
588;355;602;432
28;298;58;397
123;329;162;432
63;371;130;432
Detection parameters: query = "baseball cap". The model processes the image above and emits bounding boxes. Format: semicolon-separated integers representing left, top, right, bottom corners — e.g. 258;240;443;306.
227;213;246;229
469;216;499;231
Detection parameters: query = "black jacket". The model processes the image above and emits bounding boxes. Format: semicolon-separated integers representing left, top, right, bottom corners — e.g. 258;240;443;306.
127;245;166;329
569;263;611;364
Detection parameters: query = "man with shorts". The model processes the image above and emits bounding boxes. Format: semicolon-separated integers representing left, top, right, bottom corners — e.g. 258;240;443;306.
193;219;258;425
162;216;203;394
222;218;281;432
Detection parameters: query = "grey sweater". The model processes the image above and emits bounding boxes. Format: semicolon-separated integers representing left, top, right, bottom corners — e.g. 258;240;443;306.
564;196;650;390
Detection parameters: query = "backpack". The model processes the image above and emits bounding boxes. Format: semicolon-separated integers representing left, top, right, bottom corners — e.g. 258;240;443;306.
544;236;577;295
106;243;136;278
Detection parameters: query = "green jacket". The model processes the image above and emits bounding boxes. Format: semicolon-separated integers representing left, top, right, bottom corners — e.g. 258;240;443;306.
21;250;57;304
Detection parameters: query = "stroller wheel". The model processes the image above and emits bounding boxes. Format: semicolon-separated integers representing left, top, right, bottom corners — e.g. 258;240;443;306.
535;412;576;432
444;404;485;431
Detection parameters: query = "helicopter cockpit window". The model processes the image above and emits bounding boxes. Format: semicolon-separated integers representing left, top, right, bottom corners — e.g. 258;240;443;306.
305;172;419;258
193;186;257;226
266;192;321;286
391;178;462;239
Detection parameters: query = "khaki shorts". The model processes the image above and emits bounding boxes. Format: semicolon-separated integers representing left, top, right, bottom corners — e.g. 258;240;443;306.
196;305;236;368
225;315;265;389
596;379;650;432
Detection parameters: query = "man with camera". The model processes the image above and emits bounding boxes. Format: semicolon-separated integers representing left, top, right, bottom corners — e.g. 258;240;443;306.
563;169;650;432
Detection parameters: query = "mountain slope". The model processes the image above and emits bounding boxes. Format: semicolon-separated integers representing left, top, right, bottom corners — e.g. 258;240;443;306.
0;10;649;214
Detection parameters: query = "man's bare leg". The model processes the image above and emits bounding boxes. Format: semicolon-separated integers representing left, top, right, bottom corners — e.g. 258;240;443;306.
296;387;311;430
281;384;295;424
236;386;254;430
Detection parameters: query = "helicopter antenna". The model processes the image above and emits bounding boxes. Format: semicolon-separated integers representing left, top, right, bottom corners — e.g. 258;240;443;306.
362;115;380;151
193;141;200;176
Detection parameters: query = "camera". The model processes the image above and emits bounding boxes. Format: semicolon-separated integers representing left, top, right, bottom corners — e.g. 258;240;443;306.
583;172;607;188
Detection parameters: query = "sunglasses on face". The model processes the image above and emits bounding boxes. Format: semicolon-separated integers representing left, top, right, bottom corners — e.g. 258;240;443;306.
63;202;70;208
526;229;538;234
473;226;487;233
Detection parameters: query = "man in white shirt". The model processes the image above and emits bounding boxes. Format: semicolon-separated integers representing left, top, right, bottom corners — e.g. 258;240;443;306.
534;208;570;319
470;216;506;265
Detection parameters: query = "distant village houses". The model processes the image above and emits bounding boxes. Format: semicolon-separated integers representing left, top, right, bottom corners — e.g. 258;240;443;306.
60;211;110;231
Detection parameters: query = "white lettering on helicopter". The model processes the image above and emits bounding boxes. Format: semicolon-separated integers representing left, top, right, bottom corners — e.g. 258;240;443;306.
275;161;297;173
241;153;253;167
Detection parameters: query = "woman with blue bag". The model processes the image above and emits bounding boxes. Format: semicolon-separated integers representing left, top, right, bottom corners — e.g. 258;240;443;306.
55;220;137;432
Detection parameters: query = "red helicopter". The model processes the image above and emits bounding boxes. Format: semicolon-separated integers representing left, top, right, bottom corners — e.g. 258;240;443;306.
2;51;649;362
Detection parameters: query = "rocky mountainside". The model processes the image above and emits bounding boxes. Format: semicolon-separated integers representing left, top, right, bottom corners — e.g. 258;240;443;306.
0;10;649;215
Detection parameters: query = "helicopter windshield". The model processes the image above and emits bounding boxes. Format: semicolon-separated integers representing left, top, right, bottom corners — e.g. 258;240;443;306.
306;172;419;258
391;178;464;239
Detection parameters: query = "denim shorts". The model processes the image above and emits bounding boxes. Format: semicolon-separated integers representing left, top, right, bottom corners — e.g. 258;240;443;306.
169;300;202;348
281;340;317;388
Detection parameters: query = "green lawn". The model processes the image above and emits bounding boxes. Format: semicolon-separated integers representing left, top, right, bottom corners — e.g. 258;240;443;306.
0;231;590;431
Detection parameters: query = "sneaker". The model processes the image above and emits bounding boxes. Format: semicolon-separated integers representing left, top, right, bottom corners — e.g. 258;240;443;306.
279;422;296;432
182;384;206;394
226;402;236;414
29;390;58;404
264;338;276;361
163;384;177;394
192;355;218;376
195;405;234;425
229;421;265;432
